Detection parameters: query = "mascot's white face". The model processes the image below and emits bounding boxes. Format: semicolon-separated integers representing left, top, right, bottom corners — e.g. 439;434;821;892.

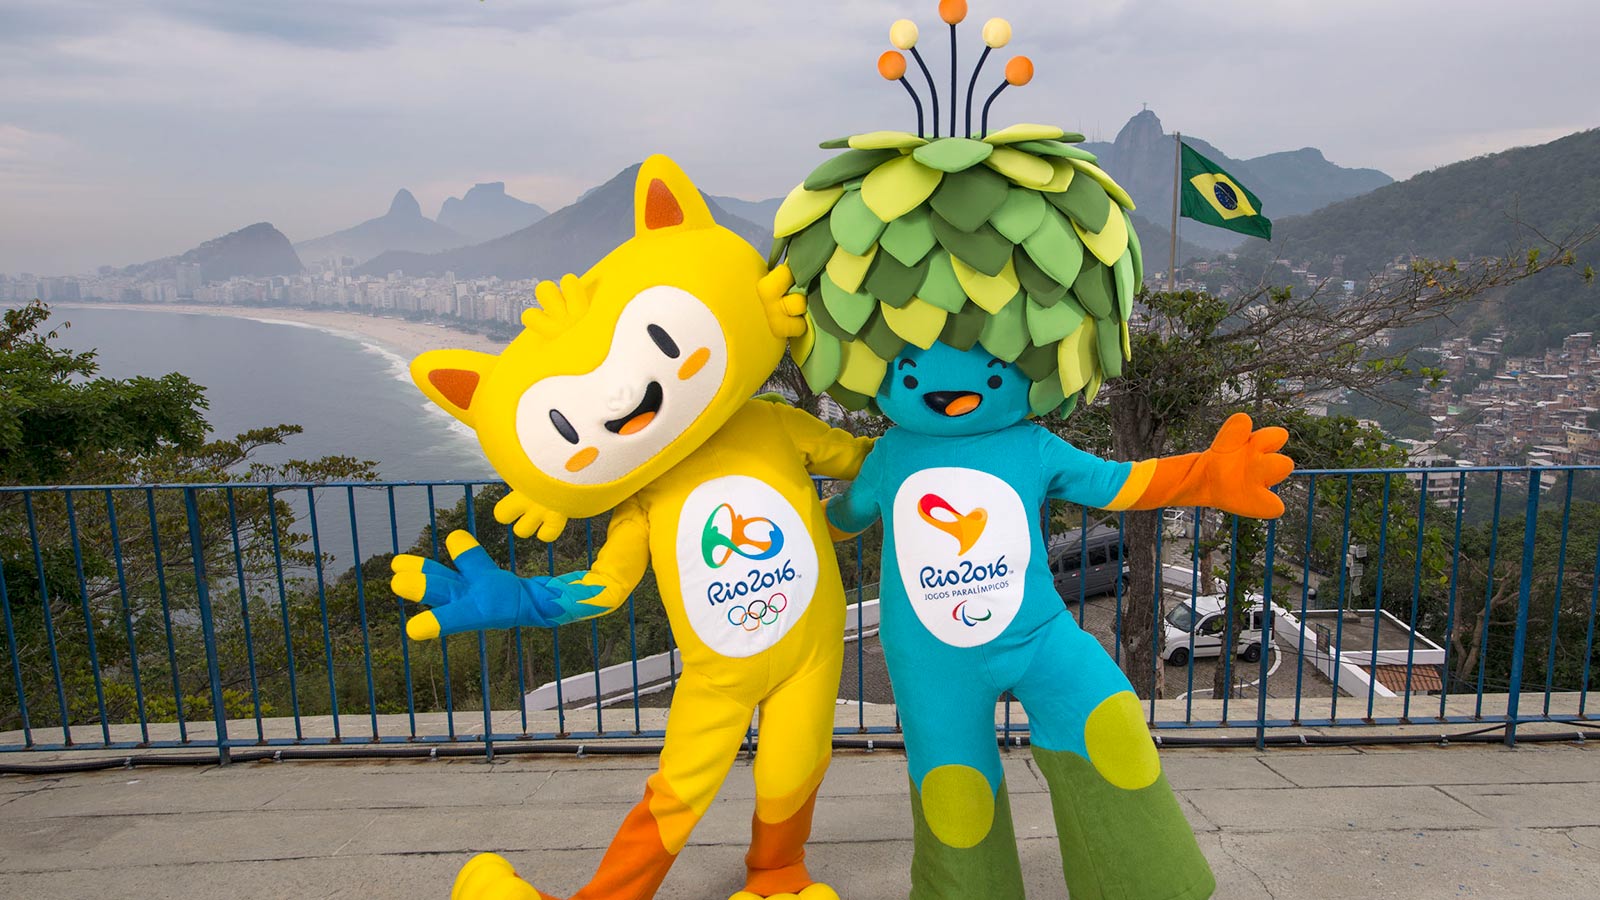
514;286;729;486
406;153;779;520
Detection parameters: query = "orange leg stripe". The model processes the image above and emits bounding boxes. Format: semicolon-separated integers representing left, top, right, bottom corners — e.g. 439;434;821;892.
645;773;703;854
568;785;678;900
742;789;820;897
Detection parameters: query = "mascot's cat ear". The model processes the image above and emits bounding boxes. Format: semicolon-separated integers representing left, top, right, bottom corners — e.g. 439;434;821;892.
410;348;498;425
634;154;717;235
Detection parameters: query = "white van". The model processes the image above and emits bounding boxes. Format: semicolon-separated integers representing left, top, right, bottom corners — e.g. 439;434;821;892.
1162;593;1273;666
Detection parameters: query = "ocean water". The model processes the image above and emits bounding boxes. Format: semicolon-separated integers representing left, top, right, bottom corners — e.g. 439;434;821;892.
46;305;500;567
50;306;492;482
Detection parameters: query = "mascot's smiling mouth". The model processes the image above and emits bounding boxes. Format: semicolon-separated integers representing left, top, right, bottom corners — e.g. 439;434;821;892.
923;390;982;417
606;381;665;435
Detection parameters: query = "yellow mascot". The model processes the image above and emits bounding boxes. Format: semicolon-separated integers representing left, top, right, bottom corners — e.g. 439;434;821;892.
392;156;871;900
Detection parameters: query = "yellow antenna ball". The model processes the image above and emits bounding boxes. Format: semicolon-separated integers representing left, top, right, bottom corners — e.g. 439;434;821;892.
1004;55;1034;86
982;18;1012;48
878;50;908;81
938;0;968;26
890;18;919;50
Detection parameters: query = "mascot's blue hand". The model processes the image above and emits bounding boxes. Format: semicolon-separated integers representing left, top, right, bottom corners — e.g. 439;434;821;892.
391;530;602;640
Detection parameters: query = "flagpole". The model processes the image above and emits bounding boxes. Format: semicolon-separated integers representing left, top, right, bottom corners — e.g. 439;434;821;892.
1169;131;1181;292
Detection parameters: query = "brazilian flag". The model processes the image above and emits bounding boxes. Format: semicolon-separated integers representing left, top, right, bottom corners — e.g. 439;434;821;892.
1178;141;1271;240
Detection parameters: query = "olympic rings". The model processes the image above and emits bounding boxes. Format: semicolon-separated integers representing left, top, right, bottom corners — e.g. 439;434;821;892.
727;592;788;631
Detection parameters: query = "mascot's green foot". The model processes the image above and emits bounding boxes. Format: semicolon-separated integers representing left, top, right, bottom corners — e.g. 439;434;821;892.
1031;746;1217;900
906;775;1026;900
452;853;547;900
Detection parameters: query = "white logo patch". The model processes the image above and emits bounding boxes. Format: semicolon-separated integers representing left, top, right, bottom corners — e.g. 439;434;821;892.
676;475;818;658
892;467;1030;648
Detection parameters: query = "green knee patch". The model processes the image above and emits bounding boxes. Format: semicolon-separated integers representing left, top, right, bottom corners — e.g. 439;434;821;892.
908;773;1025;900
1084;690;1161;790
917;765;994;849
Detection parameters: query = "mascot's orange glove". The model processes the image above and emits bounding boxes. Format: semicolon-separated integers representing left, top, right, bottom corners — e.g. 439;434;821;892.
1116;413;1293;519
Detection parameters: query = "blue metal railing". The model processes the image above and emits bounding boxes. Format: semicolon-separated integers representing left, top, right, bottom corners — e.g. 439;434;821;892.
2;466;1598;761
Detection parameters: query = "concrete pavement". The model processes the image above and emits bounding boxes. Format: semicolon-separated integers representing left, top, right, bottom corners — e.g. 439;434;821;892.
3;741;1599;899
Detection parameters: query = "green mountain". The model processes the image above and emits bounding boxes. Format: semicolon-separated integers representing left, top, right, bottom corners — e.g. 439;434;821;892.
123;222;303;283
1240;127;1600;354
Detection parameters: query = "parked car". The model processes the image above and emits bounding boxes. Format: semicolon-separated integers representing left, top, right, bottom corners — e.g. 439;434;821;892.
1162;593;1273;666
1047;525;1128;602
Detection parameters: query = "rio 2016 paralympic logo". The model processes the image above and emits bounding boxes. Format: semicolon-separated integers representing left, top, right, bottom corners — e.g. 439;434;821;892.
701;502;785;568
918;493;1000;628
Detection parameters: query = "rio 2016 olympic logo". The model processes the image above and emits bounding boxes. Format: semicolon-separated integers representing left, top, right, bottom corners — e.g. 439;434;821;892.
727;592;788;631
701;502;785;568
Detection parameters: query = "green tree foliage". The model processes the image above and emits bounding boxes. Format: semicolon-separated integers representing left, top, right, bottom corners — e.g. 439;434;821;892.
0;301;208;484
0;303;377;736
1448;487;1600;699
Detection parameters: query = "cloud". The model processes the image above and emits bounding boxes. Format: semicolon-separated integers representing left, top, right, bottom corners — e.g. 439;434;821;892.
0;124;89;192
0;4;118;46
0;0;606;50
1;0;1596;274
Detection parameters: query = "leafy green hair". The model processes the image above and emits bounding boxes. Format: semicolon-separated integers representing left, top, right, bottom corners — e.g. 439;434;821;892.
771;125;1142;416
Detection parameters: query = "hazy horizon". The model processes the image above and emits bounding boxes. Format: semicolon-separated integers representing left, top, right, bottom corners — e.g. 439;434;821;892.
3;0;1595;275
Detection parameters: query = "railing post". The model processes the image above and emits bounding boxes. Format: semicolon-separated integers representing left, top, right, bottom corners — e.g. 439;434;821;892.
464;485;495;762
184;488;231;765
0;562;32;747
1257;516;1277;751
1504;471;1541;747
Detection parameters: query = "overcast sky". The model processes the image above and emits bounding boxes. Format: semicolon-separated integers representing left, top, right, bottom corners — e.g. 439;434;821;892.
2;0;1594;275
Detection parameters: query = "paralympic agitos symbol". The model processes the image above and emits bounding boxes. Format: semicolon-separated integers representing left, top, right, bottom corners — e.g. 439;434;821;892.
951;600;992;627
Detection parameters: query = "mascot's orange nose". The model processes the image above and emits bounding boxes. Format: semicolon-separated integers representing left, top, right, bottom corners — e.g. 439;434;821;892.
944;394;981;416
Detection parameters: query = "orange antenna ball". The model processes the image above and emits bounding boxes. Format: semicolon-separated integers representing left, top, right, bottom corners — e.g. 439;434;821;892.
1004;55;1034;86
878;50;909;81
982;17;1012;48
890;18;919;50
938;0;968;25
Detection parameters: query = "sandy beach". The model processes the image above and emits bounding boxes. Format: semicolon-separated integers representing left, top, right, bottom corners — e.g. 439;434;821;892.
52;302;508;359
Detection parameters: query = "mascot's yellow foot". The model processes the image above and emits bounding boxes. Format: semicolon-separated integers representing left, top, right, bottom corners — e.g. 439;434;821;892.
452;853;543;900
729;884;841;900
